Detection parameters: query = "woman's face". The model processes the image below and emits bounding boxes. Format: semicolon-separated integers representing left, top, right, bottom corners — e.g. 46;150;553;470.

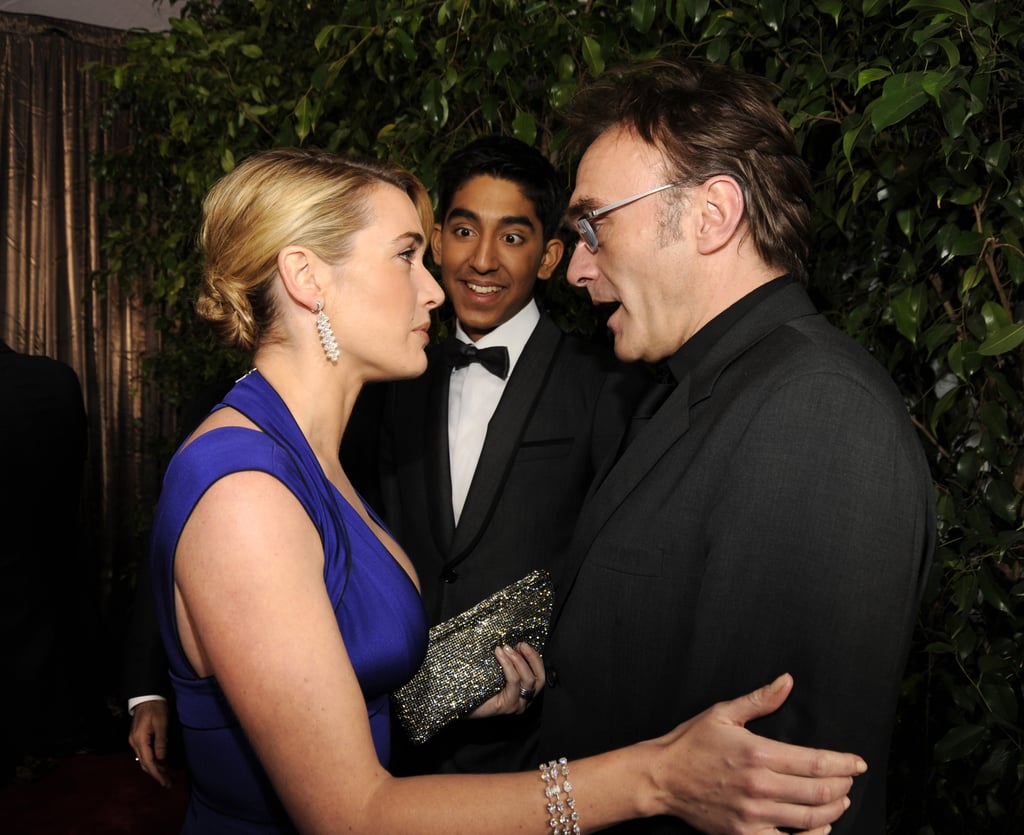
328;183;443;382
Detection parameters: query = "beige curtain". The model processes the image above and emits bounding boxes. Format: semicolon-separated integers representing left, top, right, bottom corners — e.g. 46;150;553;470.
1;12;171;649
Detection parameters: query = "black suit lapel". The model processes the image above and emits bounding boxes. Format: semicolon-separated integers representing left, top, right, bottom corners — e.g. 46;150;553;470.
550;376;693;622
446;316;563;564
423;347;456;555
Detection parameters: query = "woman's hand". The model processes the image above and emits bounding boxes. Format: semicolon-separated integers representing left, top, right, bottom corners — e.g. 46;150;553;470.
646;674;866;835
468;642;546;719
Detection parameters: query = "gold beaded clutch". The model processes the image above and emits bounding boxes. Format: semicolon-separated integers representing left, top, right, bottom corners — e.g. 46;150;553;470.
392;568;554;744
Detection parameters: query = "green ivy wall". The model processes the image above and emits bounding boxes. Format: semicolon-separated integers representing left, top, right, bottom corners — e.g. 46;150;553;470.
93;1;1023;830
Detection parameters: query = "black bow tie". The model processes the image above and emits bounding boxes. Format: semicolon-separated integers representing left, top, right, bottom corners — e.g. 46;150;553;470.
443;339;510;380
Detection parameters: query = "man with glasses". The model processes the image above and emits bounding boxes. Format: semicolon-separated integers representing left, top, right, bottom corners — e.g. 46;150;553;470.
538;59;935;834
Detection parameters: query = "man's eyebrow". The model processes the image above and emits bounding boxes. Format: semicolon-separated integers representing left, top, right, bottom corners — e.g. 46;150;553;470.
445;207;480;224
445;207;537;230
566;197;600;221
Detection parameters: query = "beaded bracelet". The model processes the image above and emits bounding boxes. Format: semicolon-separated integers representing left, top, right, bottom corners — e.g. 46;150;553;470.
540;757;580;834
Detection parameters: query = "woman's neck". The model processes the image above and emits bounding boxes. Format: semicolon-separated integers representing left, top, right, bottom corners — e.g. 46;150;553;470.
251;348;362;469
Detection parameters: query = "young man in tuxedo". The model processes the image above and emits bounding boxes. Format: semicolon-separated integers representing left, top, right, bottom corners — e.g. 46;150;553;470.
381;136;640;775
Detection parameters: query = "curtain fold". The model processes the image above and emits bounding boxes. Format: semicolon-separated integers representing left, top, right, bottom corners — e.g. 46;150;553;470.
1;11;172;689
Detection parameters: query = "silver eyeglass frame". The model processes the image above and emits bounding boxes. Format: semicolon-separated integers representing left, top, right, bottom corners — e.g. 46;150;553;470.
575;181;688;253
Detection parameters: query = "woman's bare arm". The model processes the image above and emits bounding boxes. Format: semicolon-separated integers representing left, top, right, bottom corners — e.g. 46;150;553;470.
174;471;863;835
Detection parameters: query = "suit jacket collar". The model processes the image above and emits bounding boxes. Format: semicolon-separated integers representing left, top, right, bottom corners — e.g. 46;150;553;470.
555;280;819;622
441;314;564;567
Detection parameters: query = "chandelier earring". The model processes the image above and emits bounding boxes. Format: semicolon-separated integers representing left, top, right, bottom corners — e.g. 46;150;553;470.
313;300;340;362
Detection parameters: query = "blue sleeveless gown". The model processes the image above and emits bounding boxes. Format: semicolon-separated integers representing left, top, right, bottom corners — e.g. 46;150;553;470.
149;370;428;833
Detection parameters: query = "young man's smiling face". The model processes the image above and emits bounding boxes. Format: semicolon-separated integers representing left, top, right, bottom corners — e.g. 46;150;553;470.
432;175;563;342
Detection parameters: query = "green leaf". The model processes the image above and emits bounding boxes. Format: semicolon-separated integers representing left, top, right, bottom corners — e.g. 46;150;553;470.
961;264;984;294
980;401;1011;442
983;478;1020;524
930;385;960;435
557;53;575;81
921;70;952;101
631;0;657;33
900;0;969;18
978;324;1024;356
851;169;872;203
293;94;312;142
240;44;263;59
842;120;868;164
896;208;914;240
487;50;512;75
814;0;843;24
934;724;986;763
975;740;1014;786
892;284;927;343
983;140;1011;175
582;36;605;76
855;67;890;94
954;448;979;484
549;80;576;110
871;73;930;131
981;300;1012;331
683;0;711;23
947;341;983;381
980;678;1018;725
758;0;786;32
977;566;1014;616
391;27;416;61
314;24;335;51
923;322;957;357
512;110;537;146
706;37;731;64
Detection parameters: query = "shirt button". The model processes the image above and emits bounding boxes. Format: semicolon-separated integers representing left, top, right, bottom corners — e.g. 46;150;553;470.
441;569;458;583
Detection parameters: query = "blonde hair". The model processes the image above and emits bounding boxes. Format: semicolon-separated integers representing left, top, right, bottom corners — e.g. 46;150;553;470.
197;148;433;352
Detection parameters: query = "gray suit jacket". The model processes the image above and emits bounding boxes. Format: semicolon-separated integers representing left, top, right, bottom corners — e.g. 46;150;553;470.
380;313;642;773
540;281;934;833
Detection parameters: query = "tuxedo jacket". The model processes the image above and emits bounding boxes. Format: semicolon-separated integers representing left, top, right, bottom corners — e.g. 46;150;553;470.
538;282;935;834
379;313;642;773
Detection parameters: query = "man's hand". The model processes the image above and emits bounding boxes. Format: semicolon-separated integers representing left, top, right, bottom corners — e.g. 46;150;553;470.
128;700;172;788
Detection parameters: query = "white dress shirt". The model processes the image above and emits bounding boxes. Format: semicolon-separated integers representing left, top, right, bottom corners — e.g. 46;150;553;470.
448;301;540;524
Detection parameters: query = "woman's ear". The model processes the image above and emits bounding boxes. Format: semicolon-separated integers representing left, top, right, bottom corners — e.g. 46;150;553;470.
695;176;745;255
277;246;320;309
535;237;565;281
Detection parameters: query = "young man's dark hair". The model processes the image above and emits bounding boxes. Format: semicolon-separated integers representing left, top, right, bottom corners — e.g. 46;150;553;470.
436;135;566;242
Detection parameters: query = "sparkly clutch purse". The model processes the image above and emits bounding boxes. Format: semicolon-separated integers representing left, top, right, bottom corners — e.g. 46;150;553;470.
392;569;554;744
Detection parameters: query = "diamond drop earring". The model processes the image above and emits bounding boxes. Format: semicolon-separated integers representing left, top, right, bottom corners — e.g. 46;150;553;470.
313;300;340;362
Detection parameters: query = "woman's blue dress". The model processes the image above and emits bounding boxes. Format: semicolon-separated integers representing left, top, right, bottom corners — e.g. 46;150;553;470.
149;370;428;832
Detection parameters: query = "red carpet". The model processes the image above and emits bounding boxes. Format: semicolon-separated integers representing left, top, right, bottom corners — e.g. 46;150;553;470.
0;752;188;834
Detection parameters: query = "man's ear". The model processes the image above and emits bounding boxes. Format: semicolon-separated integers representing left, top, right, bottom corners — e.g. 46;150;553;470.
696;176;745;255
277;246;319;309
535;237;565;281
430;223;443;264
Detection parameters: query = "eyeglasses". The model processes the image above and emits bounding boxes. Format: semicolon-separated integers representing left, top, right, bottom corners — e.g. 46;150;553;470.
575;181;687;253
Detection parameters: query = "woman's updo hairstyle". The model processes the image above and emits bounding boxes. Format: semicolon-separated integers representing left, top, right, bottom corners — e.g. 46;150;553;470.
196;148;433;353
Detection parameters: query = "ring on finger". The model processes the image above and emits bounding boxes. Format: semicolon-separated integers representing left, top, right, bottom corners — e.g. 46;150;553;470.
519;687;535;701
